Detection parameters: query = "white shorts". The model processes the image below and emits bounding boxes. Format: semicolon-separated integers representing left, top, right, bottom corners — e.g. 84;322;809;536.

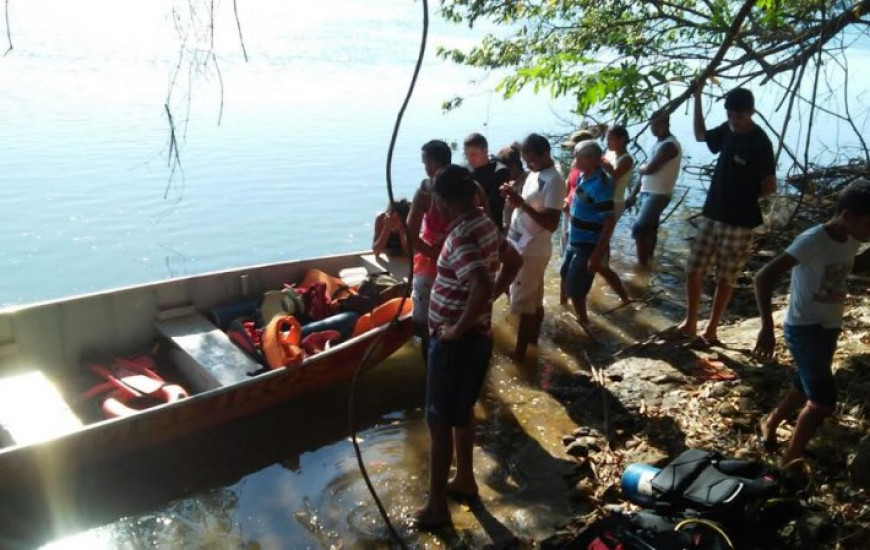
510;255;550;315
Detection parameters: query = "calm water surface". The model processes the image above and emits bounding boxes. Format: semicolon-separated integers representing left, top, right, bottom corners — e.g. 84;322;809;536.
3;1;868;548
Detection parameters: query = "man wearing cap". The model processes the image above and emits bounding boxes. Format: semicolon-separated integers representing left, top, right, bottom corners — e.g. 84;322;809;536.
672;81;776;348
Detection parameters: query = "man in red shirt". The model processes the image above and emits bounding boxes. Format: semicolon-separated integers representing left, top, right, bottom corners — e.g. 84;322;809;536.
413;165;522;529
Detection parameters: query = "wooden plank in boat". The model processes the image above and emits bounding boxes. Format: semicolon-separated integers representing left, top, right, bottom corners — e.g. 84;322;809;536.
0;370;83;447
156;314;260;393
359;254;410;280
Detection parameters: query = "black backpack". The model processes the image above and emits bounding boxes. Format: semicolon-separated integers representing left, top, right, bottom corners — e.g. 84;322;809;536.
575;510;733;550
647;449;805;546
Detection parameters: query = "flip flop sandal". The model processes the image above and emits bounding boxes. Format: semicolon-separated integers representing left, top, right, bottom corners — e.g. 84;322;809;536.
659;326;694;342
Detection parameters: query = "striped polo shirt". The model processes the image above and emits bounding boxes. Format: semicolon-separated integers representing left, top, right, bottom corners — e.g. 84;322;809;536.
569;167;615;246
428;209;506;334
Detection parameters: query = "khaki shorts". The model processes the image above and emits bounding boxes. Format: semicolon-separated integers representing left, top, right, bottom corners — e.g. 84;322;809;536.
510;255;550;315
687;217;754;284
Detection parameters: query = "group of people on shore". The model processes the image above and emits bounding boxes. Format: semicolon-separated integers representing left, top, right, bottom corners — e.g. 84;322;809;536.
373;81;870;529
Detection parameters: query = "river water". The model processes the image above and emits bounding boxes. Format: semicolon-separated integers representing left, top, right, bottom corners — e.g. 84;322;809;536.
2;1;868;548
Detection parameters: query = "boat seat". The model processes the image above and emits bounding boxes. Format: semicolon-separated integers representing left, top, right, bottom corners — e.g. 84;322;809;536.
0;370;83;447
359;253;410;281
156;313;262;393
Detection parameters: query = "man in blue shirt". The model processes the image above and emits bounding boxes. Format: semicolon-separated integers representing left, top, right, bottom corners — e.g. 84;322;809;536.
560;140;619;335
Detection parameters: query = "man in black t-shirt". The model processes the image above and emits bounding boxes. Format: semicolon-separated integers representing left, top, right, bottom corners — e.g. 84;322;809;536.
464;133;511;231
671;82;776;348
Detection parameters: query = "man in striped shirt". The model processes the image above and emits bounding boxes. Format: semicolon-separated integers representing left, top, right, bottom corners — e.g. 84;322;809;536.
413;165;522;529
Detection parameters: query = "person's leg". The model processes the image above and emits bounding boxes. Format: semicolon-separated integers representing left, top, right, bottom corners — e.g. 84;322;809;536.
448;421;478;496
635;233;655;269
779;325;839;464
676;219;716;336
412;275;433;366
531;305;545;345
513;255;547;359
676;270;704;336
762;386;807;443
599;260;631;304
783;402;833;464
446;333;490;497
416;421;453;523
566;244;595;334
701;224;754;341
515;313;534;359
701;280;734;342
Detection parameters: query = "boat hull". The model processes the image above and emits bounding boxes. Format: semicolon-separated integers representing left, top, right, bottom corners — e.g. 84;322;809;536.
0;251;413;488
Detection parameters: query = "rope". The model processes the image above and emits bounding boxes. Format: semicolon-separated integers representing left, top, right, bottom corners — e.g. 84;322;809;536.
347;0;428;547
674;518;736;549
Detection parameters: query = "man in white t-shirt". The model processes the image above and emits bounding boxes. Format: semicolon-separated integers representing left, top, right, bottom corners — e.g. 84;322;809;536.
754;179;870;465
501;133;566;360
625;109;682;270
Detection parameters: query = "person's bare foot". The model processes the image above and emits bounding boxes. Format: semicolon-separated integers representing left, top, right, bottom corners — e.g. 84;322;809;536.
411;502;451;529
757;416;778;452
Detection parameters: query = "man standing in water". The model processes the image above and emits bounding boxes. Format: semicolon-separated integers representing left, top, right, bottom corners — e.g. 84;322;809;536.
414;165;522;528
501;134;566;360
625;109;682;271
464;133;511;231
672;82;776;347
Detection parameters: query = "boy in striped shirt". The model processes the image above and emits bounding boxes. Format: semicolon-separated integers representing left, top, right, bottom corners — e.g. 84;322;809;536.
413;165;522;529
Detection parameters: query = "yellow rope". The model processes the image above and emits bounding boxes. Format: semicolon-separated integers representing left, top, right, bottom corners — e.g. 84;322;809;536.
674;518;735;550
781;456;816;494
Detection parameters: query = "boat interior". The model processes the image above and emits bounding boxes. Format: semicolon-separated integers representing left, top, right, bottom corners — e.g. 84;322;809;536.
0;252;411;451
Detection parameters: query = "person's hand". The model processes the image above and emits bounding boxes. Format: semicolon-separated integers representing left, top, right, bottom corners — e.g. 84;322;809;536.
600;157;613;172
500;183;523;207
437;324;460;341
587;249;604;273
753;325;776;363
625;194;637;211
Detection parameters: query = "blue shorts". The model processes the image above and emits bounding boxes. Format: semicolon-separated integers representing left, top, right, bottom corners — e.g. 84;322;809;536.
426;332;493;426
560;243;597;300
785;323;840;407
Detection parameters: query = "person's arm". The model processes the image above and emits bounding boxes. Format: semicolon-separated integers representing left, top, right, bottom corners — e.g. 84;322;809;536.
760;174;777;197
474;181;492;219
640;142;678;177
753;253;798;361
438;266;492;341
372;212;390;255
602;155;633;182
693;79;707;143
406;187;439;258
758;137;777;198
500;183;562;232
494;241;523;298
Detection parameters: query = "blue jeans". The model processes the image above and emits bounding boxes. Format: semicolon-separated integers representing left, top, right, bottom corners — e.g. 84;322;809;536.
785;323;840;406
560;243;597;300
426;332;493;426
